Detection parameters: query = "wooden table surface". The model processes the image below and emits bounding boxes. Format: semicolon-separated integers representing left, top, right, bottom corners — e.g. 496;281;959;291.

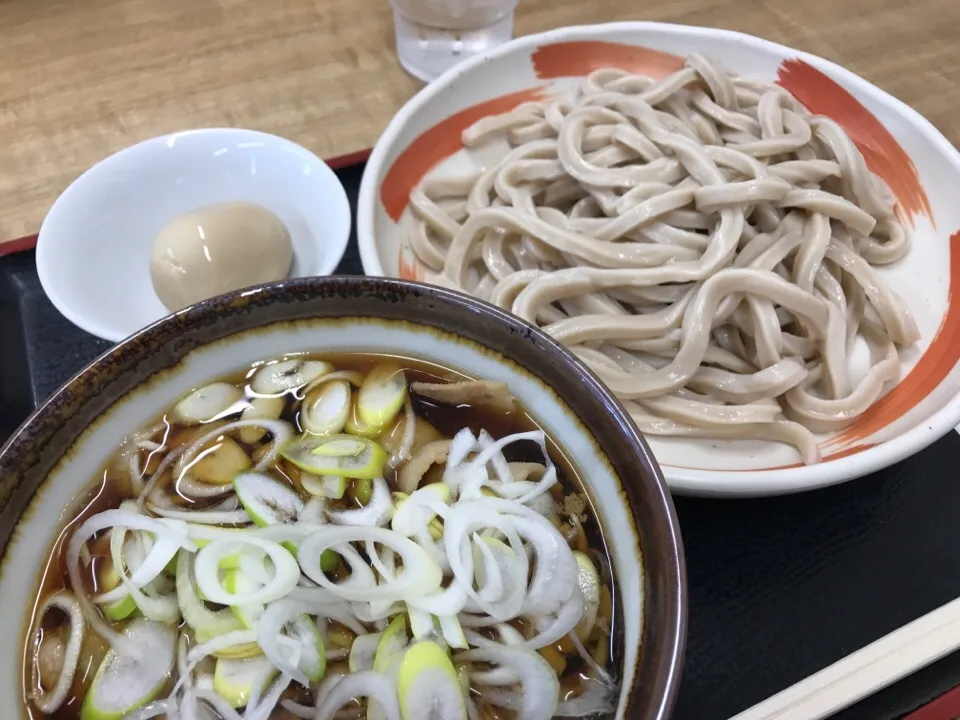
0;0;957;243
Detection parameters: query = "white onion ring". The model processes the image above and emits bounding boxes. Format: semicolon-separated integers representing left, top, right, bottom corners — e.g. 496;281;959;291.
298;526;442;602
159;419;292;500
280;698;315;719
29;592;86;713
120;423;167;494
458;643;560;720
314;671;401;720
286;584;341;608
175;473;238;500
524;590;585;649
243;672;292;720
443;503;528;621
554;676;617;716
136;444;187;506
473;534;507;604
456;430;543;500
568;630;614;686
66;510;194;651
107;525;180;622
388;399;417;469
442;429;479;494
184;522;310;543
147;504;252;525
327;478;394;527
186;630;258;663
476;430;514;487
476;498;578;615
352;600;403;624
323;603;377;635
194;536;300;606
257;600;313;686
408;583;469;617
193;689;244;720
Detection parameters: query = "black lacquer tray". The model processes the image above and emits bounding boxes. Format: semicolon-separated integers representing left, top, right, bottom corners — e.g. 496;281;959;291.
3;161;960;720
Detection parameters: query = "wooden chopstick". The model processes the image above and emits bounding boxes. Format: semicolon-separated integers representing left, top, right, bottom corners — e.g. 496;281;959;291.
729;596;960;720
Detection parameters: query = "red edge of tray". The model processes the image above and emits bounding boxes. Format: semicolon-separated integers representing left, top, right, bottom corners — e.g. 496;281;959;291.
0;147;373;259
903;682;960;720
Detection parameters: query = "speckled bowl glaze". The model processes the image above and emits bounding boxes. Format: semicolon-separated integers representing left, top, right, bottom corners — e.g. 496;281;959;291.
0;277;685;720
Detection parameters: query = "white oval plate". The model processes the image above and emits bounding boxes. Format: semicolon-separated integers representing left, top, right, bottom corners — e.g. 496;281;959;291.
357;22;960;496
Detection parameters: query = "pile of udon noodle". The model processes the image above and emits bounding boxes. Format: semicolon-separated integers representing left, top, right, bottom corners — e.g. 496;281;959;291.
28;359;616;720
407;54;920;463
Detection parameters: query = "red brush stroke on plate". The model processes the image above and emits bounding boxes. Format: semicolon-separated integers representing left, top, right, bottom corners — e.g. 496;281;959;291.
776;59;933;226
828;230;960;447
379;88;547;224
398;246;424;281
670;226;957;469
381;42;683;277
378;50;951;461
531;41;685;79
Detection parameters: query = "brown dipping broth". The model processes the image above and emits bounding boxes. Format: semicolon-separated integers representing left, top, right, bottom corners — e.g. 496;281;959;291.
24;354;621;720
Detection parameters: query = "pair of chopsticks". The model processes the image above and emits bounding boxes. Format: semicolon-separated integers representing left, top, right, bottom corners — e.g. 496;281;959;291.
730;596;960;720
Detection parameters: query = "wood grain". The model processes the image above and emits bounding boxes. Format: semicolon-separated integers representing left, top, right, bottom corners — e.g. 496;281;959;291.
0;0;957;242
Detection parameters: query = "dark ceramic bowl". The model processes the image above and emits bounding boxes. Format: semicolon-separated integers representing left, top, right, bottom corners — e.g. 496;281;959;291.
0;276;685;719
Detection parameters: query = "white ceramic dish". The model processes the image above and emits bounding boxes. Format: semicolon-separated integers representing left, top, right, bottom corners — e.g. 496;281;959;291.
357;21;960;497
0;277;685;719
37;128;351;343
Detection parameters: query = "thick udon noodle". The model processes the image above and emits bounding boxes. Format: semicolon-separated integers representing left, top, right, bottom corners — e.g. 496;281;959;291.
405;54;919;464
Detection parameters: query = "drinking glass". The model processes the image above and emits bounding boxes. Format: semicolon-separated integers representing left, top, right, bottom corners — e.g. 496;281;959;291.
390;0;519;82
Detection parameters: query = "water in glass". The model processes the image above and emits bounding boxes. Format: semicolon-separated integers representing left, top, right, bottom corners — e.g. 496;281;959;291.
390;0;519;82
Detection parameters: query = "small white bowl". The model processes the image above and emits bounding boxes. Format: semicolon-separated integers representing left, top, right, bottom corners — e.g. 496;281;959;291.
37;128;351;342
